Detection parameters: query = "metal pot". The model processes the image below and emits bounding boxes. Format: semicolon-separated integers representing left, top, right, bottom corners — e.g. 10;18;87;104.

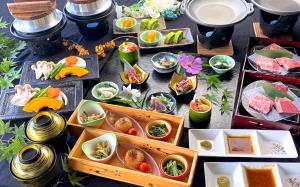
25;111;67;147
10;9;67;56
10;144;58;187
64;0;113;40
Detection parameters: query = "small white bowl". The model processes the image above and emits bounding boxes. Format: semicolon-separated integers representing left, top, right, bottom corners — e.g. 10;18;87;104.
82;133;117;163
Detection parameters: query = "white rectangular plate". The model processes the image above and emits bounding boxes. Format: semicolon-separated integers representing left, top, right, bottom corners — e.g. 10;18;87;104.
204;162;300;187
189;129;298;158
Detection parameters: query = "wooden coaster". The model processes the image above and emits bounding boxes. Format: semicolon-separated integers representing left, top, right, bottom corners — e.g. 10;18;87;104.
253;22;293;41
197;36;234;56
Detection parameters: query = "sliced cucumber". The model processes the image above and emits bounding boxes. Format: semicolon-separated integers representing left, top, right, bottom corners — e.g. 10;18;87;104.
147;18;159;30
164;32;176;44
173;31;184;44
140;19;149;30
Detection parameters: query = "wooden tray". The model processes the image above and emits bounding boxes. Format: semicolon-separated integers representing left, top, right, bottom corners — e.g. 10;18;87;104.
113;16;166;35
232;70;300;136
196;36;234;56
138;28;194;49
68;128;198;187
19;55;100;84
67;100;184;145
253;22;293;41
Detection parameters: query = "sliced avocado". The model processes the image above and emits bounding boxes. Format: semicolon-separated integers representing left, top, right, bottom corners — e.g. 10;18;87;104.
263;83;294;101
140;19;149;30
164;32;176;44
147;18;159;30
173;31;184;44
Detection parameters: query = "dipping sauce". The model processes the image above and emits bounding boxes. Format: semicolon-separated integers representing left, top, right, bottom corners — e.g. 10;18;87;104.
245;167;277;187
227;135;254;154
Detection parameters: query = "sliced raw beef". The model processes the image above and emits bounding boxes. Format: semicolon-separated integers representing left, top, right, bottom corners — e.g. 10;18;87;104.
255;55;282;74
275;97;299;114
249;94;274;114
276;57;300;71
264;43;283;51
268;83;289;94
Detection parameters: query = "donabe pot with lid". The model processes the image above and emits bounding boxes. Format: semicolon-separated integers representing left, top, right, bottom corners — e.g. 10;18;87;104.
64;0;114;40
25;111;67;147
10;144;58;187
10;9;67;56
184;0;254;49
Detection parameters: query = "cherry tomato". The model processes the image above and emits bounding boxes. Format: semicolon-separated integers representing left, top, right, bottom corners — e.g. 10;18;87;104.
128;128;137;136
139;162;151;173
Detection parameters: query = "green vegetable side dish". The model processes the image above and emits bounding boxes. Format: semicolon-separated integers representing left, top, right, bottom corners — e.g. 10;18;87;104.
93;140;111;159
211;60;231;69
140;18;159;30
255;49;293;59
163;159;185;177
263;83;294;101
32;85;52;99
49;63;65;79
164;31;184;45
148;123;168;137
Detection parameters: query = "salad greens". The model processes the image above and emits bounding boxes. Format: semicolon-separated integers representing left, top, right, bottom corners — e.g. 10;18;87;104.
163;159;185;176
148;123;168;137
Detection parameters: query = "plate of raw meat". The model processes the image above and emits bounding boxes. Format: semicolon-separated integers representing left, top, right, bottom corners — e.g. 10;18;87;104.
242;80;300;122
248;43;300;75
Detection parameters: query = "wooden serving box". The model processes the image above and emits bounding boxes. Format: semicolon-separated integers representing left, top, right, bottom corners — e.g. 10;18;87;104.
233;70;300;136
243;37;300;84
68;129;198;187
67;100;184;145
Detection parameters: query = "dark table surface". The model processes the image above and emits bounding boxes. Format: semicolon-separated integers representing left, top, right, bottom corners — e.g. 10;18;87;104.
1;0;300;187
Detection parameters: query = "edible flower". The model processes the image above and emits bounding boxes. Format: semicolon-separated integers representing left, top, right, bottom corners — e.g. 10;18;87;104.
119;84;141;102
178;54;203;75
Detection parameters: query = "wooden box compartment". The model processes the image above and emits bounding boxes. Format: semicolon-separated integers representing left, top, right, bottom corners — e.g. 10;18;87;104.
243;37;300;84
68;129;198;187
233;70;300;136
67;100;184;145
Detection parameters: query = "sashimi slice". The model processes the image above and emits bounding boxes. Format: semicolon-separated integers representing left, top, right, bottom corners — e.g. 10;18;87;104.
249;94;274;114
276;57;300;71
275;97;299;114
268;83;289;94
256;55;282;74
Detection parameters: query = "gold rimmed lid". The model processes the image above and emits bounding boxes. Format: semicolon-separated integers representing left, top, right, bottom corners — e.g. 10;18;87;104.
25;111;66;143
10;144;56;180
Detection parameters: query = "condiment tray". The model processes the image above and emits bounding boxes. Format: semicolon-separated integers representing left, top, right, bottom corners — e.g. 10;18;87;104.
113;16;166;35
204;162;300;187
138;28;194;49
68;100;184;145
189;129;298;158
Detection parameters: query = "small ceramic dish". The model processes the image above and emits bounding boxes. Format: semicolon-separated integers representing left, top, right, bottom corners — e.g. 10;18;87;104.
160;154;190;181
209;55;235;74
145;120;172;142
169;73;197;96
77;100;106;127
120;64;150;86
151;52;178;74
139;30;163;47
116;142;160;176
92;81;119;102
82;133;117;163
145;92;176;114
189;96;212;123
106;110;145;137
115;17;137;32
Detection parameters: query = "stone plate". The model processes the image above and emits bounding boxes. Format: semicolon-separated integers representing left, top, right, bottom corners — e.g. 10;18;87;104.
0;81;83;121
19;55;100;84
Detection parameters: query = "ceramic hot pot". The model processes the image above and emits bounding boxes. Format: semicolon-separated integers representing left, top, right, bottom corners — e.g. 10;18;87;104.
251;0;300;36
185;0;254;49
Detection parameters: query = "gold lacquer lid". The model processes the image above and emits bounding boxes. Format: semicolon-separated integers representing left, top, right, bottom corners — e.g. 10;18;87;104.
10;144;56;180
25;111;66;143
